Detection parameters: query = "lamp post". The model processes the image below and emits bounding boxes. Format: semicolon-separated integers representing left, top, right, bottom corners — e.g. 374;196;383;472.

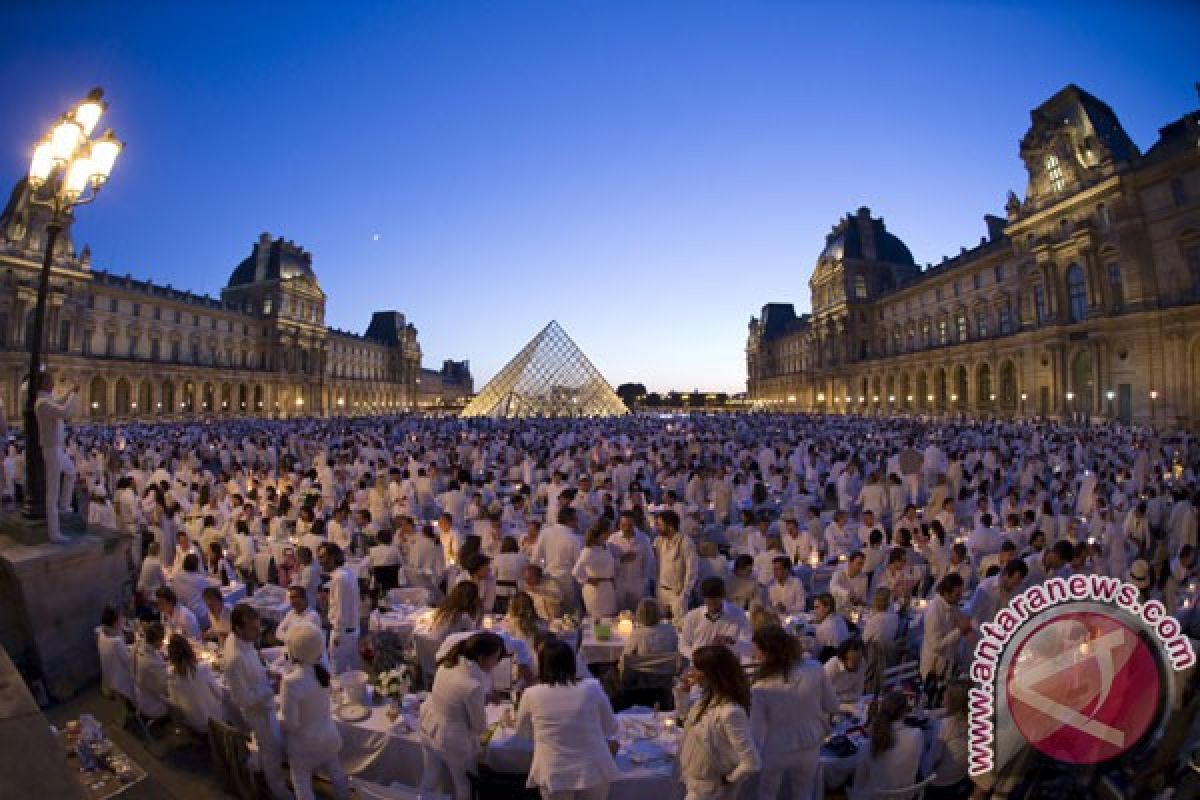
21;88;122;521
1150;389;1158;422
1065;391;1075;423
1105;389;1115;418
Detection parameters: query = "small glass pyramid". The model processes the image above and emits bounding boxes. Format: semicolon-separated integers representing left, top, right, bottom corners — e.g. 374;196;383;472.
460;320;629;418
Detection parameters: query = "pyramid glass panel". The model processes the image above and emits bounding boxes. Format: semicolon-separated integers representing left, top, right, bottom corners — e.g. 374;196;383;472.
460;321;629;418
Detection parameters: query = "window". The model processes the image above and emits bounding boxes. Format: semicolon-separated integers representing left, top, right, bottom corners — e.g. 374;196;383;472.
109;298;118;312
57;320;69;351
263;297;273;315
151;339;161;360
953;280;961;297
1108;263;1123;310
1066;263;1087;322
128;335;139;358
1046;154;1065;192
171;341;180;361
956;313;968;341
153;306;161;321
994;264;1005;283
976;310;989;338
81;331;91;355
1188;246;1200;299
132;303;140;317
1034;284;1048;324
973;273;982;290
211;317;217;330
87;294;95;310
1172;178;1188;207
1097;204;1110;231
853;275;867;299
935;287;943;302
193;315;200;327
105;332;116;356
191;343;200;363
922;320;932;347
937;319;949;345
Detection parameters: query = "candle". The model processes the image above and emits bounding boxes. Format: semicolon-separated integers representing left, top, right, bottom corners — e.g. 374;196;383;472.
617;619;634;637
809;552;820;567
483;615;494;630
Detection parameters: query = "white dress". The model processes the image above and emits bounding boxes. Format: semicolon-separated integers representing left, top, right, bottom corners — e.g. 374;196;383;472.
573;545;617;618
515;678;619;793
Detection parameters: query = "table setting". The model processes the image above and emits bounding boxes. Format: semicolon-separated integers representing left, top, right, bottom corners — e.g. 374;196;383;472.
57;714;147;800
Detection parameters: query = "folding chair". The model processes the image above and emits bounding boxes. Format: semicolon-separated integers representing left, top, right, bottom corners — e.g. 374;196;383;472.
873;772;937;799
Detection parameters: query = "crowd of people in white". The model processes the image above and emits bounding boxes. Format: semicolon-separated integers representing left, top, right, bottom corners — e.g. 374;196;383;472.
80;407;1200;800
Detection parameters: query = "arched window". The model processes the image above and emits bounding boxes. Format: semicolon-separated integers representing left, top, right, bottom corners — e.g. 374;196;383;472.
1066;263;1087;322
1107;263;1123;310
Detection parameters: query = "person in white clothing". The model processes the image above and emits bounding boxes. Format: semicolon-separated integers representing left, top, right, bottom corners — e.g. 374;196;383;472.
678;644;762;799
572;523;617;619
132;621;169;720
653;509;698;622
823;639;866;703
532;507;584;615
223;604;290;800
319;542;361;672
156;586;201;640
516;637;620;800
96;606;134;701
418;632;506;800
749;625;839;800
607;511;655;612
166;634;226;733
812;593;851;656
921;573;971;681
34;373;79;543
830;551;869;609
679;578;751;660
848;690;924;800
766;557;806;616
137;541;167;598
277;584;323;643
279;622;350;800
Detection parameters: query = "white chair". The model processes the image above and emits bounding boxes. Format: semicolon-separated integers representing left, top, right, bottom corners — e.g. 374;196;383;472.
873;772;937;799
350;776;449;800
388;587;433;607
882;659;920;689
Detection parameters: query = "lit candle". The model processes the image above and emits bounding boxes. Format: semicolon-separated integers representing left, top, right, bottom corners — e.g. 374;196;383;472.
617;618;634;637
483;615;494;630
809;552;820;567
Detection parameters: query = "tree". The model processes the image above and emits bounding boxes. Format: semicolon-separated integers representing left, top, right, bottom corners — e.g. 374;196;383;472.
615;383;647;408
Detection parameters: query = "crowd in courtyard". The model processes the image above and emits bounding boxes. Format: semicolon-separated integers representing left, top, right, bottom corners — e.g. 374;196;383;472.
73;407;1200;800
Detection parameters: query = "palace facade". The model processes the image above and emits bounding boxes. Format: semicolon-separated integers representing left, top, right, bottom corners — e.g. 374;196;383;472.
747;85;1200;427
0;185;472;420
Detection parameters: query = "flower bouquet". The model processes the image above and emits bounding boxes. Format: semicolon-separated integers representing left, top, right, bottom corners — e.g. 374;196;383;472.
376;665;414;702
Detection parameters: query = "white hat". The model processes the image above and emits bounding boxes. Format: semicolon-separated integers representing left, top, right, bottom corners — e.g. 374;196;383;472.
285;622;325;666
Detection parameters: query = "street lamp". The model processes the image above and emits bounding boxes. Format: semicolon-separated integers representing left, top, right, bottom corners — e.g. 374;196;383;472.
1150;388;1158;420
1105;389;1115;417
21;88;122;521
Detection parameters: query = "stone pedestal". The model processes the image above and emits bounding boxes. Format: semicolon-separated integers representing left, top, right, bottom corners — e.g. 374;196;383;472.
0;644;85;799
0;514;130;702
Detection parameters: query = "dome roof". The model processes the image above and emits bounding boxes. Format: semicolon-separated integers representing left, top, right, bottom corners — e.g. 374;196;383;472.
227;233;318;288
819;207;914;266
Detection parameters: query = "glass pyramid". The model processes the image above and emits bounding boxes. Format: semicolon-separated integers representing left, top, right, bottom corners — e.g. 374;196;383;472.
460;320;629;418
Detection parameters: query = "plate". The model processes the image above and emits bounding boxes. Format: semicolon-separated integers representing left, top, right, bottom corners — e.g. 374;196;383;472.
336;703;371;722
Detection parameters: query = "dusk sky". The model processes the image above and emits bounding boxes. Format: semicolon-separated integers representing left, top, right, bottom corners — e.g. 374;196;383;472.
1;2;1196;393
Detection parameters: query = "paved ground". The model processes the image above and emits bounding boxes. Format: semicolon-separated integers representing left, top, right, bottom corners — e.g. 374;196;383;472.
46;682;234;800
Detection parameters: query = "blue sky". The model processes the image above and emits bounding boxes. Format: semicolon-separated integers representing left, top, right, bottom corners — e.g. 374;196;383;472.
1;1;1196;393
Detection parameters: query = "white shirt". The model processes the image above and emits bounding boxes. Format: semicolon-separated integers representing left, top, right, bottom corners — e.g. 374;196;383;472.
767;576;807;615
750;659;839;758
277;608;322;642
516;679;619;792
223;635;275;716
418;659;487;760
678;602;751;659
849;722;923;800
163;605;201;639
328;564;360;633
279;664;341;756
824;655;866;703
133;640;168;718
814;613;850;652
830;567;869;609
167;662;225;732
138;557;167;595
920;593;964;678
97;627;134;700
532;523;582;578
607;529;656;589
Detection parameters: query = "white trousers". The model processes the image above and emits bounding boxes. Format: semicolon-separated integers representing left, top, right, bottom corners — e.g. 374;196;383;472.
614;579;644;612
657;585;687;623
541;785;609;800
903;474;921;506
288;746;349;800
243;708;291;800
43;445;76;540
329;630;360;674
420;743;473;800
758;746;820;800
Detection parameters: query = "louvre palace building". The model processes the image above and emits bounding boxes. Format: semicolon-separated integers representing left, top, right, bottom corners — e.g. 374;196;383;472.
747;85;1200;427
0;184;472;420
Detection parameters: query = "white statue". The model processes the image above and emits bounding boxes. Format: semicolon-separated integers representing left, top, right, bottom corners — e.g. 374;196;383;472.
34;372;78;543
